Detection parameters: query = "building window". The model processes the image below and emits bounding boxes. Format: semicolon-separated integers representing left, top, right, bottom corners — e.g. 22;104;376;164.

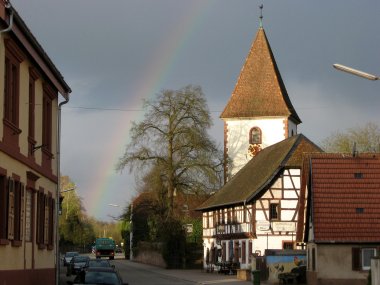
42;92;52;151
28;69;38;157
4;56;19;125
12;180;24;245
352;247;376;271
3;40;23;127
242;241;246;264
312;248;316;271
362;248;376;270
283;241;294;249
36;190;45;248
249;127;262;144
269;203;279;220
0;176;24;246
25;190;33;242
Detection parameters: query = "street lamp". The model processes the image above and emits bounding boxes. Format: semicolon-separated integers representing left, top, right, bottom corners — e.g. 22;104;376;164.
333;63;379;81
61;187;76;219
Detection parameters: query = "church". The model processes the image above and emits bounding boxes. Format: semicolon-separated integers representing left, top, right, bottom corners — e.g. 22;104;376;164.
198;11;321;276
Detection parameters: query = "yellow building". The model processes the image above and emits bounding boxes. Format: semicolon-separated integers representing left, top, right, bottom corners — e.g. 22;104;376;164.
0;2;71;285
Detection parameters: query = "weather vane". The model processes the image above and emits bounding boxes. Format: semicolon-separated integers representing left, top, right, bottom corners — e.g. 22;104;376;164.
259;4;264;28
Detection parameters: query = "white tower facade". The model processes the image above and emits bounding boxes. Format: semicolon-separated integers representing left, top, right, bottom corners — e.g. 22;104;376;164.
221;27;301;180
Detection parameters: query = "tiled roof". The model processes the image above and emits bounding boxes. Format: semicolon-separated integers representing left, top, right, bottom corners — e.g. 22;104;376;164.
197;134;321;211
221;28;301;124
302;153;380;243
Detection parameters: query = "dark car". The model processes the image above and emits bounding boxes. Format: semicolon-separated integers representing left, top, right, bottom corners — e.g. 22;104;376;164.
63;251;79;266
67;267;128;285
67;255;90;276
85;258;114;269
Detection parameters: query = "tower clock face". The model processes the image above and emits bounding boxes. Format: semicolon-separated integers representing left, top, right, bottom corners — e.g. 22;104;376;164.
248;143;261;157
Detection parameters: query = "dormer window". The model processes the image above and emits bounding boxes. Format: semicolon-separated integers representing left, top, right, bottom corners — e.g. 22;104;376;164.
249;127;262;144
354;173;363;179
356;208;364;214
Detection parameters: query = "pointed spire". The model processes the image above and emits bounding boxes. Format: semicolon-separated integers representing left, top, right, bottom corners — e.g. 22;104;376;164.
259;4;264;28
221;26;301;124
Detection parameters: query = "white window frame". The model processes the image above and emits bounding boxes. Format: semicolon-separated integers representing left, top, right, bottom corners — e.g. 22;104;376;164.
362;248;376;270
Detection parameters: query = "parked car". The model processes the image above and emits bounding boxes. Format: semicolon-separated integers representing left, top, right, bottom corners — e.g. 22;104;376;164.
115;247;122;253
68;267;128;285
63;251;79;266
67;255;90;276
85;258;114;268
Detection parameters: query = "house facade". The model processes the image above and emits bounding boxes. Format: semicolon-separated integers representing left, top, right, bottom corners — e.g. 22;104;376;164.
199;134;321;278
297;153;380;285
0;3;71;285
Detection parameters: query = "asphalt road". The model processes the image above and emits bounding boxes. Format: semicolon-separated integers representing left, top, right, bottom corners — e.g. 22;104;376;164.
60;254;255;285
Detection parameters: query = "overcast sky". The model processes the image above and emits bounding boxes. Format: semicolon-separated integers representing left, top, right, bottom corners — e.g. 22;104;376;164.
11;0;380;221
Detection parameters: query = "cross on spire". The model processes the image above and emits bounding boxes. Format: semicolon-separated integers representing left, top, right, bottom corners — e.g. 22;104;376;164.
259;4;264;28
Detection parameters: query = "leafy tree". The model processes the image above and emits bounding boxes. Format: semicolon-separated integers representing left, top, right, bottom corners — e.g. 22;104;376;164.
321;122;380;153
117;85;223;218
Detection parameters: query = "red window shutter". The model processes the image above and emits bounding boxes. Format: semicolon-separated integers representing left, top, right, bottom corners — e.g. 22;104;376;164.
352;247;361;271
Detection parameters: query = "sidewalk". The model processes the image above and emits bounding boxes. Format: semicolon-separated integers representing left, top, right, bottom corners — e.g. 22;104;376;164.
123;260;272;285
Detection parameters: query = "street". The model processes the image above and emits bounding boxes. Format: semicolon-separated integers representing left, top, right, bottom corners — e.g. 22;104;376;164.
60;254;254;285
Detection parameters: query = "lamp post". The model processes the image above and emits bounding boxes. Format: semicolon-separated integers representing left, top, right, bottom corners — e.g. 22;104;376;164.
62;187;76;220
333;64;379;81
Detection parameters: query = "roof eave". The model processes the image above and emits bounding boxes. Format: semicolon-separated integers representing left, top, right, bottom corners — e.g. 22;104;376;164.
10;7;71;99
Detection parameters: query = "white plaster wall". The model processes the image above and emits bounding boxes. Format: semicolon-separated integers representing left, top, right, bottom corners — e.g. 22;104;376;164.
224;117;287;176
254;234;297;255
316;244;369;280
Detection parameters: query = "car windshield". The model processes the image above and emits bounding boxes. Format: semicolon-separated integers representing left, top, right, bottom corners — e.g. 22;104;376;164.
73;256;89;263
66;252;79;257
84;271;119;285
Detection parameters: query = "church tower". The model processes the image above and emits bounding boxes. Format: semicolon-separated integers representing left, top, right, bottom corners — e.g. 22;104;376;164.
221;12;301;181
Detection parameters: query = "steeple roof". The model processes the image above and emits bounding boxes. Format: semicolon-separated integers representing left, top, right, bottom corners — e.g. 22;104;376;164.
221;28;301;124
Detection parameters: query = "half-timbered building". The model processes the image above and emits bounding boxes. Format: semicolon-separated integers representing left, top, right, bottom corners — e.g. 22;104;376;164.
198;16;322;275
198;135;321;272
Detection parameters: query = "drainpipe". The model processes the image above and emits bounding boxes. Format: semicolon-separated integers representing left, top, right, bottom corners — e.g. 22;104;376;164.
0;1;13;34
56;96;69;285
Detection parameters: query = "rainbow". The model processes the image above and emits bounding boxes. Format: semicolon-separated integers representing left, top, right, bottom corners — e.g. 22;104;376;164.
86;1;216;219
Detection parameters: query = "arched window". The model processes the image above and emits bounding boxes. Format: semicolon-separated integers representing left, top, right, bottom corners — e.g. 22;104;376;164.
249;127;262;144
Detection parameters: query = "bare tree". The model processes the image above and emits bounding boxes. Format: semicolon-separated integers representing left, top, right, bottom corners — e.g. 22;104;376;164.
117;85;223;218
321;122;380;153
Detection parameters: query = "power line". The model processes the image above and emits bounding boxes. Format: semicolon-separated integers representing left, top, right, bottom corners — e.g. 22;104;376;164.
63;106;223;113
